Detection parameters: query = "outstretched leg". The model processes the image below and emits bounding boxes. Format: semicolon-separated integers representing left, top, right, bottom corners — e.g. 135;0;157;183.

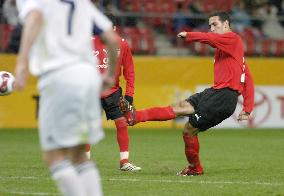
119;97;194;125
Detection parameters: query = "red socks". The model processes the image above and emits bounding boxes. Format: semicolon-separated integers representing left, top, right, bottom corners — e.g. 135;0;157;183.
115;118;129;153
136;106;176;123
183;133;202;169
85;118;129;164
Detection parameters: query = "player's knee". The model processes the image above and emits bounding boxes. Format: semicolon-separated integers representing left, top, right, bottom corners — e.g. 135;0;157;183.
183;122;198;136
114;117;128;128
173;101;195;116
68;145;89;165
183;101;195;113
42;152;59;166
42;150;67;167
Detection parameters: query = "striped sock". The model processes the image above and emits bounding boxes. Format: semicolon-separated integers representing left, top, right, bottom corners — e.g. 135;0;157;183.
76;161;103;196
50;160;85;196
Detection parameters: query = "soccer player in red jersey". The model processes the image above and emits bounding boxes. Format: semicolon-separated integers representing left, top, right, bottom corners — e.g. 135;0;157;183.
86;15;141;171
119;12;254;176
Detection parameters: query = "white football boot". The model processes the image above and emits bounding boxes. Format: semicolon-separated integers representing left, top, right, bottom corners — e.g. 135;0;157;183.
120;162;142;172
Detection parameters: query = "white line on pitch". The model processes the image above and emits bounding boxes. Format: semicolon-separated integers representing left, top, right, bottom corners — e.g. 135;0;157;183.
108;178;284;187
0;191;59;196
0;176;47;180
1;176;283;187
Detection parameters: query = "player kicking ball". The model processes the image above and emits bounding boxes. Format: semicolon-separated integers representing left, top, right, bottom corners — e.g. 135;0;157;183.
119;12;254;176
86;14;141;172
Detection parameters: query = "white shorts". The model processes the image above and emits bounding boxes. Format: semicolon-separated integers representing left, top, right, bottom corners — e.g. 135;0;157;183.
38;64;104;151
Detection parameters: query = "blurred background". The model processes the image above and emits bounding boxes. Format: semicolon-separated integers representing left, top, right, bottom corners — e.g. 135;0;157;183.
1;0;284;55
0;0;283;129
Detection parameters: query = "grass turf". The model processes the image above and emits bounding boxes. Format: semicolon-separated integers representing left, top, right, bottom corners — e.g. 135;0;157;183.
0;128;283;196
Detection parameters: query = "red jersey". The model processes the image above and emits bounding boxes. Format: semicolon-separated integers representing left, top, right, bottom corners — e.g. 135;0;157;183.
93;36;135;98
186;32;254;113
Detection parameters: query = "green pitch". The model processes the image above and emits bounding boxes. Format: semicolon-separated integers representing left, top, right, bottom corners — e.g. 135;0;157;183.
0;128;283;196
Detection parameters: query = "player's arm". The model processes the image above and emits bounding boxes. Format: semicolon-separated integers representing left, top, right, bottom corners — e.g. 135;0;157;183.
122;41;135;104
14;10;43;90
177;31;236;54
238;65;255;121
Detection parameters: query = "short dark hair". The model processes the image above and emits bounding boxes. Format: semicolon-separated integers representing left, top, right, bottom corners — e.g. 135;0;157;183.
209;12;231;26
106;14;117;26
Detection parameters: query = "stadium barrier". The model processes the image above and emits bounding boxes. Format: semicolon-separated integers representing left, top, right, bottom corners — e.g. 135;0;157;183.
0;54;283;128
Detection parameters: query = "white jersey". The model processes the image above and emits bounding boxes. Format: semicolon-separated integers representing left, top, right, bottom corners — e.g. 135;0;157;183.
16;0;112;76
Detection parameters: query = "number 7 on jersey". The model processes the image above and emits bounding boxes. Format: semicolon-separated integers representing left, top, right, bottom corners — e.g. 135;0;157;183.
60;0;75;35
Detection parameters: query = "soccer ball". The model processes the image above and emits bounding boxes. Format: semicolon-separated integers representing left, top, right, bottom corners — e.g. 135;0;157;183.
0;71;15;96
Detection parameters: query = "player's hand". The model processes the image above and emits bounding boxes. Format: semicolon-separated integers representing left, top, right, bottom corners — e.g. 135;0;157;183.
14;62;28;90
177;31;187;38
237;110;250;121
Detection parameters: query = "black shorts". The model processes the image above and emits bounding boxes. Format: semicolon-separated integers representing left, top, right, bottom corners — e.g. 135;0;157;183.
186;87;238;132
101;87;124;120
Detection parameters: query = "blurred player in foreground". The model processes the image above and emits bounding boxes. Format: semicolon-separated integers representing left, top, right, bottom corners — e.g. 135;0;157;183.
14;0;118;195
86;15;141;171
119;12;254;176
